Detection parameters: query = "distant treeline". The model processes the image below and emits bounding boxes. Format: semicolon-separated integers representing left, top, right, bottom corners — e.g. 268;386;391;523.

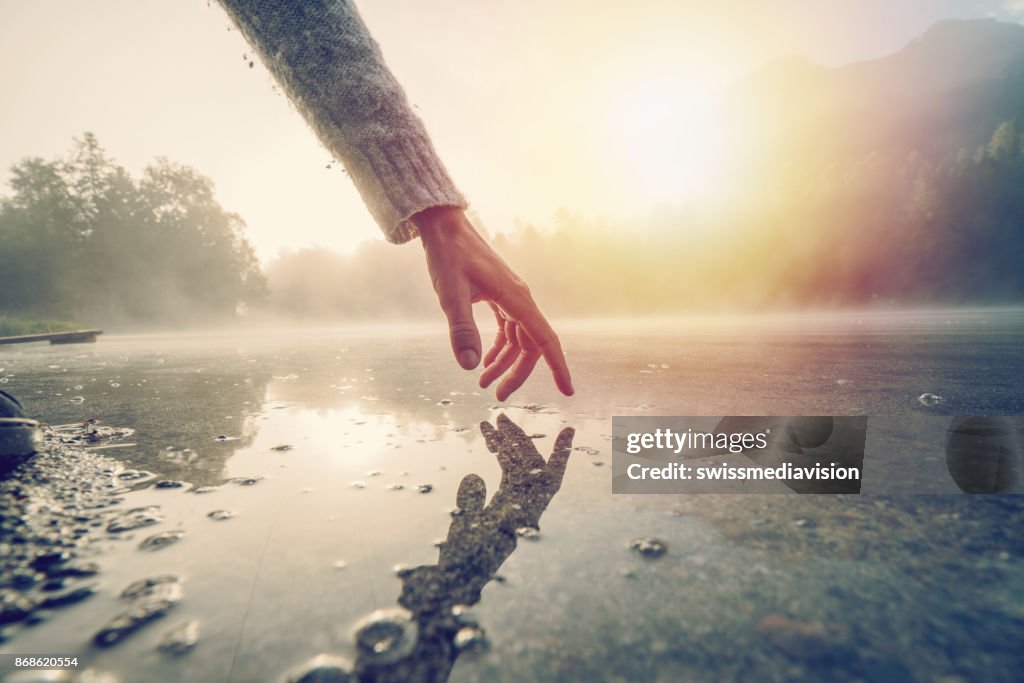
1;123;1022;326
267;117;1024;317
0;134;266;325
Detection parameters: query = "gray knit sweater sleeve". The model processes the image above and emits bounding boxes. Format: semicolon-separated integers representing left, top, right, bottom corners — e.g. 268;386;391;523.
219;0;467;244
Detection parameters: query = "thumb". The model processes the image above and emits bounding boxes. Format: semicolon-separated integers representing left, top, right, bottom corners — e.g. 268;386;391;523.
437;276;482;369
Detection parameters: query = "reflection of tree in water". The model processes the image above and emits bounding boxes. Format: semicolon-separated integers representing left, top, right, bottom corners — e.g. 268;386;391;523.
354;415;574;683
19;354;271;486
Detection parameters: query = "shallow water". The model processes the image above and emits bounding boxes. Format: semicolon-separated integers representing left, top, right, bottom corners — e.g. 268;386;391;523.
1;311;1023;682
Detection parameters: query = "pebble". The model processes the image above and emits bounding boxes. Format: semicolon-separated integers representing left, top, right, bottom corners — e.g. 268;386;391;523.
629;537;668;559
95;576;184;647
138;530;184;551
158;620;199;656
39;584;96;609
107;506;163;533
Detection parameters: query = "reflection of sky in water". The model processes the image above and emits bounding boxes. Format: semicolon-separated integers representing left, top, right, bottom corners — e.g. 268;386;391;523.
1;313;1023;682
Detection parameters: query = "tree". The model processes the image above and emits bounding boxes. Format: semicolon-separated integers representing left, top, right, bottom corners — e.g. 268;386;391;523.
0;134;266;324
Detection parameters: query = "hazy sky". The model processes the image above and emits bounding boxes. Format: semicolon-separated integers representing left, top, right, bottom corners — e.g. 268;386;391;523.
1;1;1022;262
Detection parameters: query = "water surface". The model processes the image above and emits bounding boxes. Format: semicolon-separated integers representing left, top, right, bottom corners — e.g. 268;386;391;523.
1;311;1023;682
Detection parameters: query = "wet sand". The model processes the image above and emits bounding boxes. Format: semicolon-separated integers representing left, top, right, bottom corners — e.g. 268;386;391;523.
1;310;1022;682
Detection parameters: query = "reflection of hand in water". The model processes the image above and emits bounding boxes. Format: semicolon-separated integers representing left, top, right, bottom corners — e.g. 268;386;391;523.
354;415;573;682
400;414;574;614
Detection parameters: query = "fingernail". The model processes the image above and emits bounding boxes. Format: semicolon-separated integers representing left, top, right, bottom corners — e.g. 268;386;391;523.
459;349;480;369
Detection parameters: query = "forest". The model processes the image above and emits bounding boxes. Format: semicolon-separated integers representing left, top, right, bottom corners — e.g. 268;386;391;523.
1;119;1023;328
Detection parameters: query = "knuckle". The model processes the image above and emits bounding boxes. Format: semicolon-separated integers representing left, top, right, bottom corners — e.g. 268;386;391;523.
448;320;477;337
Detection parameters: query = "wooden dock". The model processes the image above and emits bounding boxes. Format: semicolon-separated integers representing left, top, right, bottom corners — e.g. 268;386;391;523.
0;329;103;345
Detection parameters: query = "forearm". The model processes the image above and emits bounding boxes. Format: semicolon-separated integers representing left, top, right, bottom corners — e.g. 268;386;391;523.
219;0;466;243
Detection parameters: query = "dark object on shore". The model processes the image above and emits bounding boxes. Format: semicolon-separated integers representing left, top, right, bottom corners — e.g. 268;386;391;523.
0;329;103;346
0;390;40;474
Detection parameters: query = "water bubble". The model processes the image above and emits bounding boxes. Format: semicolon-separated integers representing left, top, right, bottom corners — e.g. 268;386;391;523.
416;484;433;494
349;481;366;489
229;476;263;486
629;537;668;559
437;399;452;406
333;560;347;570
192;486;219;494
271;444;294;451
207;510;234;521
154;480;185;489
918;392;945;406
366;470;382;477
352;609;418;665
109;383;120;388
70;396;85;404
453;625;490;654
139;530;184;551
158;620;199;656
516;526;540;540
386;483;404;491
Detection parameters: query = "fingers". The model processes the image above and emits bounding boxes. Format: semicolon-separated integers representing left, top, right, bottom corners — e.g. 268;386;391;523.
435;273;482;370
492;288;573;398
455;474;487;513
479;319;519;389
482;304;506;367
546;426;575;483
495;326;541;402
480;419;500;453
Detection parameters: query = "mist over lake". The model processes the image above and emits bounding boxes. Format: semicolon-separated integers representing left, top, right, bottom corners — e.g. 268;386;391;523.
1;310;1022;681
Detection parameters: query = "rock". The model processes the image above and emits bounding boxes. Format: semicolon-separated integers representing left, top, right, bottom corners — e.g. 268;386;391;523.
629;537;668;559
0;591;35;624
95;577;184;647
138;530;184;551
158;620;199;656
39;584;96;609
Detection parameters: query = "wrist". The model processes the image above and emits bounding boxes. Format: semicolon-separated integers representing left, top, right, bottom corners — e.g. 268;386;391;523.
413;206;471;250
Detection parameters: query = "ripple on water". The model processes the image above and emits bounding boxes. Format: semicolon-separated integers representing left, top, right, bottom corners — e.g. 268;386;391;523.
352;609;418;666
284;654;355;683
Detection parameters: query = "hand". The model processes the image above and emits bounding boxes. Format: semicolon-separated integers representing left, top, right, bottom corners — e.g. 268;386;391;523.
414;206;574;401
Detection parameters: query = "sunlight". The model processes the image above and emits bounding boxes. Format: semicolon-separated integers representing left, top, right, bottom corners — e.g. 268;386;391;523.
607;76;732;204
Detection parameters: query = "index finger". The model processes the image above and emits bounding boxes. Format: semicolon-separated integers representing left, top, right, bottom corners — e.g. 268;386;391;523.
495;289;574;397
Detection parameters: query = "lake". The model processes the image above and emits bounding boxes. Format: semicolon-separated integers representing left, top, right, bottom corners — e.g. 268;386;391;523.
1;310;1023;682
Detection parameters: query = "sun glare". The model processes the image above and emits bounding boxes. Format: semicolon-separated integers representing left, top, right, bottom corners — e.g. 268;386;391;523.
607;77;732;204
